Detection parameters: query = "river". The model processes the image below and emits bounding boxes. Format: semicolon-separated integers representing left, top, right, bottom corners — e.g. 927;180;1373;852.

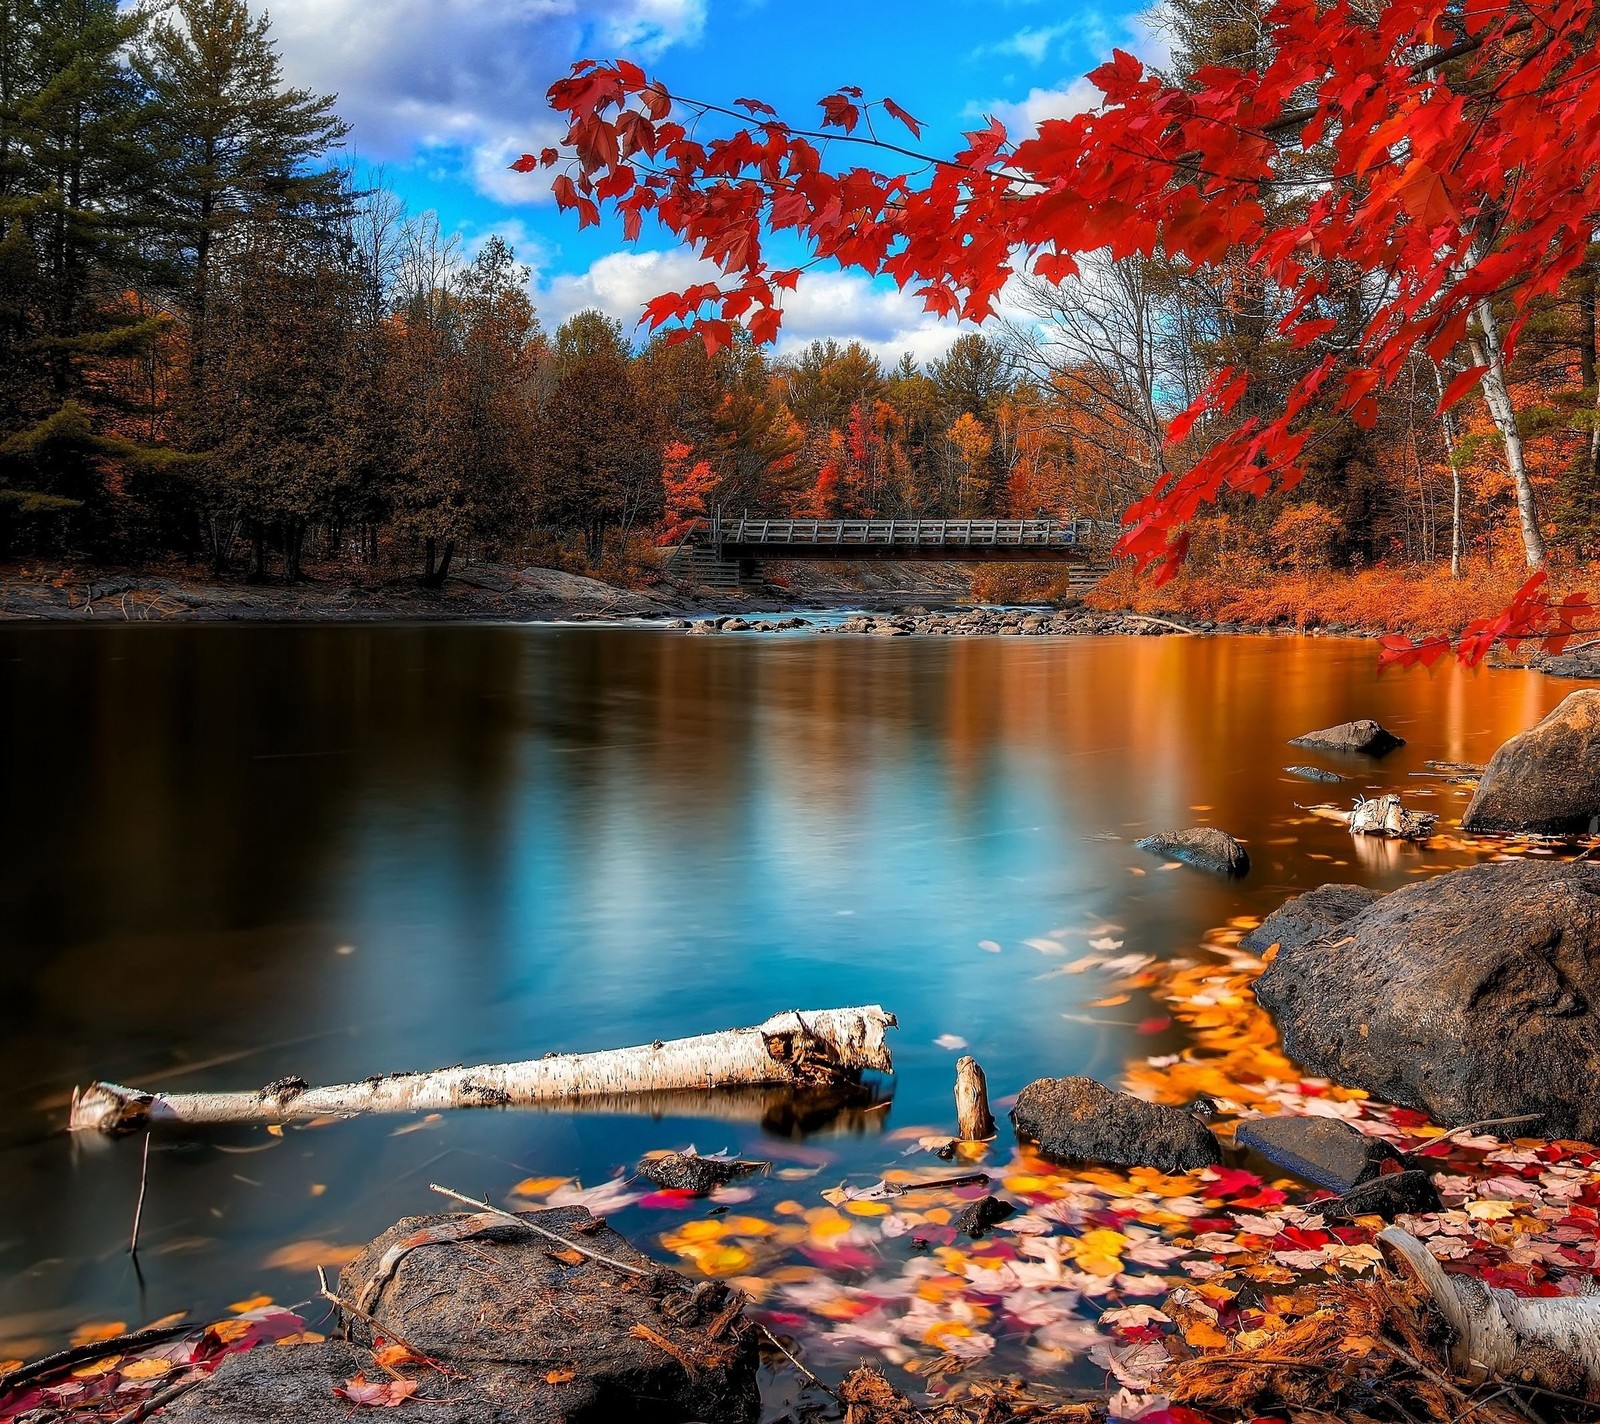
0;623;1585;1365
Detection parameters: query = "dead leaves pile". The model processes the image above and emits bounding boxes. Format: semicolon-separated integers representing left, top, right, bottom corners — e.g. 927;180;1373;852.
0;1304;310;1424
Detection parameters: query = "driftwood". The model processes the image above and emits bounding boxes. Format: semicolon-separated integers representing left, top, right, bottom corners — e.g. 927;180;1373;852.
1380;1225;1600;1388
69;1006;896;1135
954;1056;997;1141
1348;793;1438;840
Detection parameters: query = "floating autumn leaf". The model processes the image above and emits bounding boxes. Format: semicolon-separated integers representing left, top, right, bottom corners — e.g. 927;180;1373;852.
335;1374;420;1408
119;1358;175;1382
227;1295;273;1314
262;1240;361;1272
68;1322;127;1347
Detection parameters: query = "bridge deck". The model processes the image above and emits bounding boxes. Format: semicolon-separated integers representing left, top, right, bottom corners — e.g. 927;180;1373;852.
703;517;1110;562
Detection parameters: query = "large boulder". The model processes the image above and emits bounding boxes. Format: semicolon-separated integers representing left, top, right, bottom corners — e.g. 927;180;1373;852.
1011;1076;1222;1172
1289;720;1405;756
1463;690;1600;834
1254;860;1600;1139
339;1206;759;1423
1135;827;1250;877
1240;884;1383;954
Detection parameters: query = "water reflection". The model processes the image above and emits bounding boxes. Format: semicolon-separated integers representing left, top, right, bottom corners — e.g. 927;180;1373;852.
0;624;1591;1353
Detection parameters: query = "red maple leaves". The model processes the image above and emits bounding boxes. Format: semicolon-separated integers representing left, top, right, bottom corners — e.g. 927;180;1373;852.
528;3;1600;663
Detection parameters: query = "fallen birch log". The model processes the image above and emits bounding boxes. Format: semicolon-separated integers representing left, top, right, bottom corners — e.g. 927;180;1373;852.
70;1006;897;1136
1380;1225;1600;1388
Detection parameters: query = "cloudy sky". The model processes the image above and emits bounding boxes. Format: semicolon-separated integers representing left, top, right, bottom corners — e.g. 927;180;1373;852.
263;0;1159;360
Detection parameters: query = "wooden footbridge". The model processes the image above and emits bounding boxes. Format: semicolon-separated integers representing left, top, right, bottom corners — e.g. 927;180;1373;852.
672;514;1119;590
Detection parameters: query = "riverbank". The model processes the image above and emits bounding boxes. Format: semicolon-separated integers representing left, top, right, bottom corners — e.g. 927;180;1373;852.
7;558;1600;679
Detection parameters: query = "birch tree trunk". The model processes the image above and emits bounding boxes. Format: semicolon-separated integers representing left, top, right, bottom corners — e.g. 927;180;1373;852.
70;1006;897;1135
1430;362;1464;578
1469;299;1546;569
1381;1226;1600;1388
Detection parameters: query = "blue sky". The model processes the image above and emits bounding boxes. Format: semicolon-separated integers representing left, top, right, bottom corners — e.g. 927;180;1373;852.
263;0;1159;359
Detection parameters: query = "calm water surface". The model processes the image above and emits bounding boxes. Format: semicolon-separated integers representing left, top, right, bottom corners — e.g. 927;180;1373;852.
0;624;1588;1358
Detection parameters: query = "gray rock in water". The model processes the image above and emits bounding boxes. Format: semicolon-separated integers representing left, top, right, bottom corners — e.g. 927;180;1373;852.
1254;859;1600;1139
1011;1076;1222;1173
954;1194;1015;1239
1135;827;1250;877
1240;883;1383;954
1289;719;1405;756
638;1151;767;1195
1233;1114;1403;1192
1463;690;1600;834
1312;1169;1443;1224
1285;765;1345;784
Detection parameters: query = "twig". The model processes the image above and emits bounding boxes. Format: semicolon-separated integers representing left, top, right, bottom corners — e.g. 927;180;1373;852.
129;1131;151;1256
109;1375;203;1424
0;1325;193;1395
427;1184;653;1277
756;1323;840;1403
316;1266;445;1370
1424;1113;1543;1148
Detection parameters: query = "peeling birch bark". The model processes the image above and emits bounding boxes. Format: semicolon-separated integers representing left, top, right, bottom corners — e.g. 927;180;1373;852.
1380;1226;1600;1388
69;1006;897;1135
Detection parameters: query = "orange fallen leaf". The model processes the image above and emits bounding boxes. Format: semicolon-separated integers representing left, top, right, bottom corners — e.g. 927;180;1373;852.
70;1322;127;1347
336;1374;420;1407
120;1358;175;1381
545;1369;575;1384
263;1240;362;1272
71;1355;122;1379
229;1295;273;1314
372;1344;422;1369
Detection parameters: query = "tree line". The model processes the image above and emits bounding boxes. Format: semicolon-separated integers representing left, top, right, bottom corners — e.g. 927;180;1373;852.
2;0;1595;588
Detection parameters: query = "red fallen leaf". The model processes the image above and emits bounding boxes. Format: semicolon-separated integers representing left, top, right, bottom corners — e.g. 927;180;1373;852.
335;1374;420;1408
1205;1167;1265;1196
1137;1016;1172;1034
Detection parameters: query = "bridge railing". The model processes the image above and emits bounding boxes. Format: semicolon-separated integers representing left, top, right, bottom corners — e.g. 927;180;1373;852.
710;517;1105;549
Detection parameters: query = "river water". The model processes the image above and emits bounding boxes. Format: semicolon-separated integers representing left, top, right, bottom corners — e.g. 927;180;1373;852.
0;623;1587;1363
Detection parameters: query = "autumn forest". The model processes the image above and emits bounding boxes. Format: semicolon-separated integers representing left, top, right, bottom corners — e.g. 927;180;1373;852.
3;0;1596;618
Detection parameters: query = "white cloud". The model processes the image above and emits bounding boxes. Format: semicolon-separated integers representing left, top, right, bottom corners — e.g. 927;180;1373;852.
968;8;1173;137
533;249;974;363
982;23;1077;64
978;79;1104;133
260;0;706;204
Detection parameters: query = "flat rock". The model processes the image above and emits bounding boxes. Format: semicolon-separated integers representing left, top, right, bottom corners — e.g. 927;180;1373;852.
1254;859;1600;1139
1011;1076;1222;1173
161;1343;519;1424
337;1206;760;1424
1289;719;1405;756
1135;827;1250;877
1313;1169;1443;1223
1233;1114;1403;1192
1240;884;1383;954
1463;690;1600;834
1285;765;1346;784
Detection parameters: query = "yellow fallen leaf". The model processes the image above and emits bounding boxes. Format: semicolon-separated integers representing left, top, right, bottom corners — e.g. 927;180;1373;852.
71;1356;122;1379
1466;1200;1515;1220
209;1320;251;1344
0;1360;22;1374
120;1358;175;1381
228;1295;273;1314
276;1332;326;1346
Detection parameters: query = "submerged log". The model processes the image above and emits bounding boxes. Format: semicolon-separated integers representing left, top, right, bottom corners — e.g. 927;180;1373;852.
69;1006;897;1135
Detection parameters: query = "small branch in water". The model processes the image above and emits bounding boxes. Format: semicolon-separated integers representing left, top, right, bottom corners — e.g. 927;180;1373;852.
0;1325;193;1397
756;1323;840;1404
128;1131;151;1256
109;1376;203;1424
